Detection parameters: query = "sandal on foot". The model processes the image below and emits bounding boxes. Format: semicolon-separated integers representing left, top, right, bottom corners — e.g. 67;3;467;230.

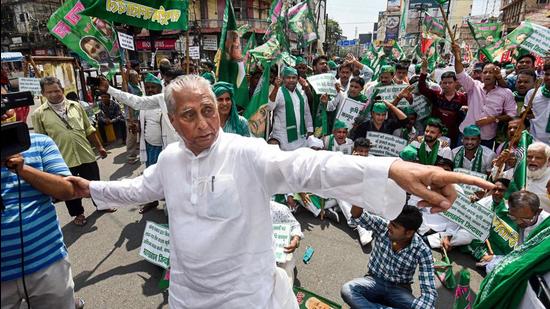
99;208;117;213
139;201;159;214
73;215;87;226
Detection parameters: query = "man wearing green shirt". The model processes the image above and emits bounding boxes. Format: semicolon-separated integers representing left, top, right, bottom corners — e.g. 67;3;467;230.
31;77;112;226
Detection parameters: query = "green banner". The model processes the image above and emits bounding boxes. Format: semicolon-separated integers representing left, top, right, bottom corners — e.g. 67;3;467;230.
48;0;120;74
467;20;502;48
481;21;540;62
81;0;189;31
294;286;342;309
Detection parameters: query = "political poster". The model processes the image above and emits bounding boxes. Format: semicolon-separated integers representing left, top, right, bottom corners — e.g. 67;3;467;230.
18;77;41;95
335;97;365;129
307;73;337;96
117;32;134;50
140;221;170;269
375;84;408;106
366;132;408;157
47;0;120;74
294;287;342;309
410;94;431;120
453;168;487;196
440;192;493;240
273;224;291;263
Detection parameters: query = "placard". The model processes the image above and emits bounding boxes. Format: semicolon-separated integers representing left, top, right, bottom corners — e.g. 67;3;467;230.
139;221;170;269
335;97;365;128
117;32;135;51
366;131;408;157
185;46;200;60
18;77;41;95
306;73;337;96
410;94;431;120
375;84;408;106
440;192;493;240
273;224;291;263
202;35;218;51
453;168;487;196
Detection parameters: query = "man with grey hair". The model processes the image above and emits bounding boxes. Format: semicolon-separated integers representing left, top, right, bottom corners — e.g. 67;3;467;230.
31;76;111;226
526;142;550;212
67;75;493;308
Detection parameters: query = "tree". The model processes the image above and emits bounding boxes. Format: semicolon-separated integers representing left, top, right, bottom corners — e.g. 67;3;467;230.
325;18;342;56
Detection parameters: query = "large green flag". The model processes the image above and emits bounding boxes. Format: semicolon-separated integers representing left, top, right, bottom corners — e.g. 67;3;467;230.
287;1;318;47
480;21;547;62
217;0;249;108
422;12;445;39
81;0;189;31
249;35;281;62
467;20;502;48
511;130;533;191
48;0;120;75
245;61;272;139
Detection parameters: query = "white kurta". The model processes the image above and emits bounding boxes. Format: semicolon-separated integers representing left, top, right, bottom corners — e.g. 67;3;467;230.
89;131;406;308
526;168;550;213
323;136;354;155
268;87;314;151
451;145;496;173
139;108;163;163
410;140;454;161
525;87;550;144
107;86;180;147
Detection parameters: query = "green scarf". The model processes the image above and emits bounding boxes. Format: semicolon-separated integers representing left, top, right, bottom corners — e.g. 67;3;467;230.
213;82;250;137
281;86;306;142
348;93;368;103
418;140;440;165
454;146;484;173
327;134;335;150
474;217;550;309
542;85;550;133
513;91;525;115
312;91;329;137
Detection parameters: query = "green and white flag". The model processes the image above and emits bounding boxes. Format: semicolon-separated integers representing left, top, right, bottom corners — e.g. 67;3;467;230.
216;0;249;108
245;61;272;139
511;130;533;192
481;21;548;62
390;41;404;61
399;0;408;35
287;1;318;47
467;19;502;48
249;35;281;62
80;0;189;31
423;12;445;39
48;0;120;75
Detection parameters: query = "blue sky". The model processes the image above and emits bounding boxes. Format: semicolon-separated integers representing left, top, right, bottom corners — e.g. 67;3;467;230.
327;0;501;38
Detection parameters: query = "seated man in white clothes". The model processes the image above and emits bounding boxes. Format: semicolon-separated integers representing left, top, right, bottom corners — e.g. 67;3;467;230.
66;75;493;309
526;142;550;213
452;125;496;175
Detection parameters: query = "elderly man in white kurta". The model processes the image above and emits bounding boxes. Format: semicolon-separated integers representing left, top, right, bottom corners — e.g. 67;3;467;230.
268;67;313;151
67;75;493;309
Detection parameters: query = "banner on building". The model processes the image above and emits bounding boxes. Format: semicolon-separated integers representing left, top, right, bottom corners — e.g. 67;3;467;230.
385;16;400;42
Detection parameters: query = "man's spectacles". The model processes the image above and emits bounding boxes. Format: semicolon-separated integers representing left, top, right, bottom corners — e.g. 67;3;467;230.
507;213;538;224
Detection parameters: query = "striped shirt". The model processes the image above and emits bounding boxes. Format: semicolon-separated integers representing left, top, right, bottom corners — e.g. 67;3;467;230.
1;133;71;281
355;212;437;309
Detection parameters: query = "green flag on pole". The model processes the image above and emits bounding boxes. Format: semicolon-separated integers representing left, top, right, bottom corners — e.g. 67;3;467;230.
423;12;446;39
510;130;533;192
48;0;120;75
217;0;249;109
400;0;408;35
452;268;473;309
287;1;318;47
245;61;272;139
80;0;189;31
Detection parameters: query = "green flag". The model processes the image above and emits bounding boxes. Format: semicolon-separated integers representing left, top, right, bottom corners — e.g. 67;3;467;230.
434;252;457;289
423;12;445;38
80;0;189;31
243;33;257;55
453;268;473;309
249;35;281;62
435;0;449;4
217;0;249;109
245;61;272;139
481;21;538;62
467;20;502;48
287;1;318;47
48;0;120;75
399;0;408;35
510;130;533;191
390;41;404;61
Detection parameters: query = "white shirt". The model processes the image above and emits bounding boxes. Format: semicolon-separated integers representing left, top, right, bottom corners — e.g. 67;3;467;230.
410;140;453;161
451;145;496;173
433;65;455;83
107;86;180;147
268;86;313;151
323;136;354;154
142;109;163;146
527;168;550;213
525;87;550;144
89;131;405;308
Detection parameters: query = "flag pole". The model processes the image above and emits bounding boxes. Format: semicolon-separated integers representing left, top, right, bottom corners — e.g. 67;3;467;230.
438;4;455;43
185;30;190;74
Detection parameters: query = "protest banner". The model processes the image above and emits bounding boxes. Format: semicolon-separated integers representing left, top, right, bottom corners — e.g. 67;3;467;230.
186;46;200;60
453;168;487;196
273;224;291;263
117;32;135;50
517;22;550;58
306;73;337;96
294;287;342;309
440;192;493;240
139;221;170;269
18;77;41;95
375;84;408;105
366;132;408;157
335;97;365;128
48;0;120;75
410;94;431;120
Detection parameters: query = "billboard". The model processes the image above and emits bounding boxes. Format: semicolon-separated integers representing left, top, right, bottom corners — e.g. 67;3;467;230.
387;0;401;12
385;16;400;41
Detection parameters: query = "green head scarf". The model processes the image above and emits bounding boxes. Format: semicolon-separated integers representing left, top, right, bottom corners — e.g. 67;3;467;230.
380;65;395;74
295;56;305;65
463;124;481;137
401;106;417;116
400;145;418;162
201;71;216;85
333;119;348;130
212;82;248;136
282;66;298;77
372;102;388;114
144;73;162;85
328;60;337;70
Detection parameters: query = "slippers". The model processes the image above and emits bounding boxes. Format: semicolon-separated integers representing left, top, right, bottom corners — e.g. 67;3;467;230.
75;297;85;309
73;215;87;226
139;201;159;214
99;208;118;213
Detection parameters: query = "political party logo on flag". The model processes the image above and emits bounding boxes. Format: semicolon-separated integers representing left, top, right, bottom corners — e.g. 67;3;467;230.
423;12;445;38
467;20;502;48
287;1;318;46
390;41;404;61
80;0;189;31
48;0;120;74
249;35;281;62
453;268;473;309
245;61;272;139
217;0;249;108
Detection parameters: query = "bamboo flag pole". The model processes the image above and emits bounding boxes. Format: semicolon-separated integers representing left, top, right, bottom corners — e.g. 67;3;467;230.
438;4;455;43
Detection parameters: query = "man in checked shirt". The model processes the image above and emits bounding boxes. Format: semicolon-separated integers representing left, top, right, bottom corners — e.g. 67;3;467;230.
341;205;437;308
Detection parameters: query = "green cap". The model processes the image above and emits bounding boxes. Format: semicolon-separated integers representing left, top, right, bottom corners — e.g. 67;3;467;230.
201;71;216;84
400;145;418;161
328;60;337;70
380;65;395;74
463;124;481;137
504;64;515;70
282;66;298;77
401;106;417;116
333;119;348;130
295;56;305;65
212;81;234;98
372;102;388;114
144;73;162;85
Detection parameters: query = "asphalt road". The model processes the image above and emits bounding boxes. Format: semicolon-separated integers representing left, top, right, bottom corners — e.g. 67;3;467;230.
57;142;486;309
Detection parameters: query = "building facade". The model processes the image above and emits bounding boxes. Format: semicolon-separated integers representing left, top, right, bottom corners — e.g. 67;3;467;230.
501;0;550;31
